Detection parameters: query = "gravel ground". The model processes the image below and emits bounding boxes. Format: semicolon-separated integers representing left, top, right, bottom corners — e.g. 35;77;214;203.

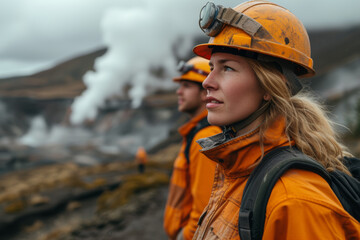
4;185;169;240
57;186;169;240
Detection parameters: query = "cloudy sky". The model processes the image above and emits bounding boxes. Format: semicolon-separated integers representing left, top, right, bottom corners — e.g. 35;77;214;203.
0;0;359;124
0;0;359;79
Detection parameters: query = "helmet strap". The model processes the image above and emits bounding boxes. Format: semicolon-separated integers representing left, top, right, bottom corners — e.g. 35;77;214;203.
218;7;261;37
223;101;270;138
217;6;275;41
280;64;303;95
257;55;303;95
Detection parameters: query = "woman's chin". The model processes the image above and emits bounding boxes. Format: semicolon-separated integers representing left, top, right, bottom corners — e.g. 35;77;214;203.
208;114;240;127
207;116;226;127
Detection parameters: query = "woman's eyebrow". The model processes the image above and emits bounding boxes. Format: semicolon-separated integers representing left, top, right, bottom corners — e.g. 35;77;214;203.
210;58;233;66
218;59;231;64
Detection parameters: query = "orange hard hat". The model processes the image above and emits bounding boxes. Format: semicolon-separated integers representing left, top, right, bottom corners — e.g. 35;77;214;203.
173;56;210;83
194;1;314;78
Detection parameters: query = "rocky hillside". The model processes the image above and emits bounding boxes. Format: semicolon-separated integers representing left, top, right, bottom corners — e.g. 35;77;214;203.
309;25;360;77
0;48;106;100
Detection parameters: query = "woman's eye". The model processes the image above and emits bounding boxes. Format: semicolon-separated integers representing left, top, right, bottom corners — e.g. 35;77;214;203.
224;66;233;71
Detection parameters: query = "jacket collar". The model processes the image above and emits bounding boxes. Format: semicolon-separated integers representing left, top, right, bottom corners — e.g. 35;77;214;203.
197;117;292;178
178;109;208;137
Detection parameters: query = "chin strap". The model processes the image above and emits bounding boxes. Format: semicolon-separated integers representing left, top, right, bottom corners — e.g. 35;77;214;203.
223;101;270;138
281;64;303;95
257;55;303;96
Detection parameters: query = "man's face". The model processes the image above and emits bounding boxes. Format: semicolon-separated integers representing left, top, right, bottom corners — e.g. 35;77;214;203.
176;80;206;115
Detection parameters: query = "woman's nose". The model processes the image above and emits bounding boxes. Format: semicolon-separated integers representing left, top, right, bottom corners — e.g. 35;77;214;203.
203;71;217;90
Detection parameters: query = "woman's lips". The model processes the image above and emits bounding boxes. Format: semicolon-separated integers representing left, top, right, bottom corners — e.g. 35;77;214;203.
206;96;223;109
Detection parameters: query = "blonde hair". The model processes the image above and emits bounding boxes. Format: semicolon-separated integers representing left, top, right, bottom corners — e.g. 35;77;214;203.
247;59;351;175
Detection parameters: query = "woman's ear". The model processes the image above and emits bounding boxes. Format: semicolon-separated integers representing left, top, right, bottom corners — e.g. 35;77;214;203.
263;93;271;101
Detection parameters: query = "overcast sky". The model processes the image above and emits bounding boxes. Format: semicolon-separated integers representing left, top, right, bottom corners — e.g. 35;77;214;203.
0;0;359;79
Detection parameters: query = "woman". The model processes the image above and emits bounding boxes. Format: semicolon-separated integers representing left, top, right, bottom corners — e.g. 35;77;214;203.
192;1;360;239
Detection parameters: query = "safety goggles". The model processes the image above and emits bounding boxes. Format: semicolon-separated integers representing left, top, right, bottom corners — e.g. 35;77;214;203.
177;61;209;76
199;2;263;37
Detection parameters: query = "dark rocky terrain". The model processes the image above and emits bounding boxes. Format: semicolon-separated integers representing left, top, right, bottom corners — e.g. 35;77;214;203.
0;143;180;240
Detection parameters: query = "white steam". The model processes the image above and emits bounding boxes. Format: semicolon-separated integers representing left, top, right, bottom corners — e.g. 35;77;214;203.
18;116;93;147
70;1;208;125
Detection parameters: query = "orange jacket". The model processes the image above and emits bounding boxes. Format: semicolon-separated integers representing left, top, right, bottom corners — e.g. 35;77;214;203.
193;117;360;239
135;147;148;164
163;110;222;240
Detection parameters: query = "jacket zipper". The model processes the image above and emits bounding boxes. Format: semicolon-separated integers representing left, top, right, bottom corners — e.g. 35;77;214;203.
198;180;228;239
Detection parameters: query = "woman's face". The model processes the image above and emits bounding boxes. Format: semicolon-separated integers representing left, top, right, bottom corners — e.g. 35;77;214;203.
203;52;266;127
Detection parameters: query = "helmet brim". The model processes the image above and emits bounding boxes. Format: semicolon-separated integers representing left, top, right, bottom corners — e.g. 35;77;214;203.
193;43;315;78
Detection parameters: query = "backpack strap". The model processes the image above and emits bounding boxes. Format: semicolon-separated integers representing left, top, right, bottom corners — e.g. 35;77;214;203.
328;158;360;222
184;117;210;164
238;146;331;240
344;156;360;179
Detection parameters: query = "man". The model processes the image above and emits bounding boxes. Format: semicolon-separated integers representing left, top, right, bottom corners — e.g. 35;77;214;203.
163;56;222;240
135;146;147;173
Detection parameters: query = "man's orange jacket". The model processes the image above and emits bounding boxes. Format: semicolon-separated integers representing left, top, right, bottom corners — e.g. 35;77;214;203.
163;110;221;240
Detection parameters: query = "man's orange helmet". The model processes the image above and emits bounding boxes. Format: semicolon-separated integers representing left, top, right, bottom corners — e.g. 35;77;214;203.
194;1;314;79
173;56;210;83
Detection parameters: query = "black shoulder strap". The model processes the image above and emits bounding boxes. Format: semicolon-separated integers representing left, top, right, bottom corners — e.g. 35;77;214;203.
344;156;360;179
238;146;331;240
184;117;210;164
328;157;360;222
